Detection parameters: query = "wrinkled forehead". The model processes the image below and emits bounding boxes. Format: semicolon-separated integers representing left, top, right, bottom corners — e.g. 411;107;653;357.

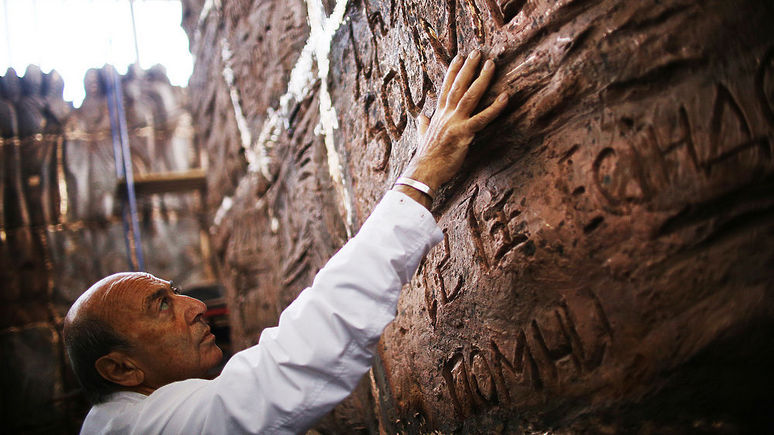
101;272;168;302
75;272;169;320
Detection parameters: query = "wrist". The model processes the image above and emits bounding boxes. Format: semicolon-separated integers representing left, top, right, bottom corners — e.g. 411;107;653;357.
401;164;443;192
394;176;434;199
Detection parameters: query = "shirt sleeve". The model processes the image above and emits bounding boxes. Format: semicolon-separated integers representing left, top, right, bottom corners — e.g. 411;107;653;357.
97;191;443;434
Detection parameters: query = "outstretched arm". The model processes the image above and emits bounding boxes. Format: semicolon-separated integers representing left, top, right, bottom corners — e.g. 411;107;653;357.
96;53;507;435
230;51;509;433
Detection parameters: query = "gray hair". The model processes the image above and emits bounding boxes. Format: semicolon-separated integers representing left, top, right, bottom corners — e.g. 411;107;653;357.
63;316;132;404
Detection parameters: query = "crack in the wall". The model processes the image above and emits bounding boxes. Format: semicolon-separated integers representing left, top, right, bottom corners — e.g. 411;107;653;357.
221;39;274;180
195;0;220;42
197;0;219;27
212;0;354;237
213;196;233;227
305;0;354;237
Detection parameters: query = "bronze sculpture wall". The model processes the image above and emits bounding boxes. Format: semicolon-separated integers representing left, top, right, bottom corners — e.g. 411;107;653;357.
0;65;207;433
185;0;774;432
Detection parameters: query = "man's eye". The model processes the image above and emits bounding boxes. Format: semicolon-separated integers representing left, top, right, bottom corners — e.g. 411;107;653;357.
160;299;170;311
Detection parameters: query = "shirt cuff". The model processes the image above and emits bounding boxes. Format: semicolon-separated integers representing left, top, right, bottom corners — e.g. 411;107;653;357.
359;190;444;283
380;189;443;244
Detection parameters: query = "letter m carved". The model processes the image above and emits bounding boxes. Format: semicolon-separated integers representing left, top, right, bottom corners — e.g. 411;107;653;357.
490;330;542;402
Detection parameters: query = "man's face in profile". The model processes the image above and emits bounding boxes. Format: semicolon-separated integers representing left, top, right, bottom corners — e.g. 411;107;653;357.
104;273;223;388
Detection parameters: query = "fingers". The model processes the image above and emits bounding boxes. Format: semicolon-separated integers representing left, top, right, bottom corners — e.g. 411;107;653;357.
435;51;507;133
417;113;430;136
466;92;509;132
456;59;496;115
438;55;464;109
445;50;482;108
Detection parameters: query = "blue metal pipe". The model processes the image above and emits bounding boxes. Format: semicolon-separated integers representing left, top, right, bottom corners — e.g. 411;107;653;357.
106;67;145;271
106;69;134;271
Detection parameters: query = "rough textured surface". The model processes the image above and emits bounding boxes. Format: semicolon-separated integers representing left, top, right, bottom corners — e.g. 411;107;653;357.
0;65;206;433
187;0;774;432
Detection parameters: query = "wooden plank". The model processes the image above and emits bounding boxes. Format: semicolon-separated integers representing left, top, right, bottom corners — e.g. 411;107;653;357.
116;168;206;196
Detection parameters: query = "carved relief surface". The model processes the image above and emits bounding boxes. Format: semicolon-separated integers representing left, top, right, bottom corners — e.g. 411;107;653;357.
189;0;774;432
329;0;774;432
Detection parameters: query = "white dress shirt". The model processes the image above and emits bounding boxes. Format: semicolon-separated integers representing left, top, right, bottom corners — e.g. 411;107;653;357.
80;191;444;434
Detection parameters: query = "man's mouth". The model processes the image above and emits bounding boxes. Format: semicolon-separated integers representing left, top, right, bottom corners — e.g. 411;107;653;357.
200;323;215;343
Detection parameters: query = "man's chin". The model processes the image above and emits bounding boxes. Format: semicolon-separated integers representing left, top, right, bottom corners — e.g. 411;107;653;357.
206;341;223;360
202;345;225;378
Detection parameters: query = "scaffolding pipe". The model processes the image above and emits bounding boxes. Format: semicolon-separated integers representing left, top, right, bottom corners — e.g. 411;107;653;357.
128;0;141;65
3;0;12;66
106;73;134;270
106;68;145;271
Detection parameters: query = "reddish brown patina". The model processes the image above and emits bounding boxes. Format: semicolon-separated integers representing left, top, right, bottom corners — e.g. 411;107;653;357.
184;0;774;432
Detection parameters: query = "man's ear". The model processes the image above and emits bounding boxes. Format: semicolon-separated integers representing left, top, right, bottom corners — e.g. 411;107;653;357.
95;352;145;387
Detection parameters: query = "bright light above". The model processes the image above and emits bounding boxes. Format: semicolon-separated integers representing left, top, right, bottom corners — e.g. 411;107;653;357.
0;0;193;107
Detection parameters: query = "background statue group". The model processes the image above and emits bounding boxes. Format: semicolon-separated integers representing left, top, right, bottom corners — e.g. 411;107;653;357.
0;63;209;432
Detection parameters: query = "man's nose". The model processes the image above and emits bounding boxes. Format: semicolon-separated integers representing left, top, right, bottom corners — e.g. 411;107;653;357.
180;295;207;324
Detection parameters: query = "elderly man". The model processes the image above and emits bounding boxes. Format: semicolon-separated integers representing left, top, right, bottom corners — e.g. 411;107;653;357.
64;51;508;434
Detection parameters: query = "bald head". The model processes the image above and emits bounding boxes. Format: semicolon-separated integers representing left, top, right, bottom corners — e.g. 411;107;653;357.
64;272;221;404
66;272;163;329
64;273;154;404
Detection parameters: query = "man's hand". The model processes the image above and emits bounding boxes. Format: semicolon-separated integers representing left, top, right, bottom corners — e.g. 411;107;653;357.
395;50;508;207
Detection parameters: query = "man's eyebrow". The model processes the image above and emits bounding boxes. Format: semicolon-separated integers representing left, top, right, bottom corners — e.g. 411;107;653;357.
144;287;169;312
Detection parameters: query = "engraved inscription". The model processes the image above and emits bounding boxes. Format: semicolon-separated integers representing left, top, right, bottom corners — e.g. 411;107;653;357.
418;258;438;327
468;185;529;268
362;93;392;171
442;351;476;419
422;229;466;323
530;310;580;382
416;0;457;65
652;107;701;176
442;289;613;417
593;146;649;206
280;238;311;287
481;188;527;262
362;0;385;78
490;329;542;402
466;186;490;270
399;56;430;117
563;290;613;371
345;3;439;173
461;0;486;44
469;348;498;405
441;348;501;420
706;84;770;173
482;0;527;26
345;11;397;173
592;80;772;210
347;23;365;99
421;229;464;327
380;69;407;140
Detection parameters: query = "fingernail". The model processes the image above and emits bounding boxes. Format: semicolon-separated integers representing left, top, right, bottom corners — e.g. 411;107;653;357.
452;55;463;64
469;50;480;59
484;59;494;70
497;92;508;103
